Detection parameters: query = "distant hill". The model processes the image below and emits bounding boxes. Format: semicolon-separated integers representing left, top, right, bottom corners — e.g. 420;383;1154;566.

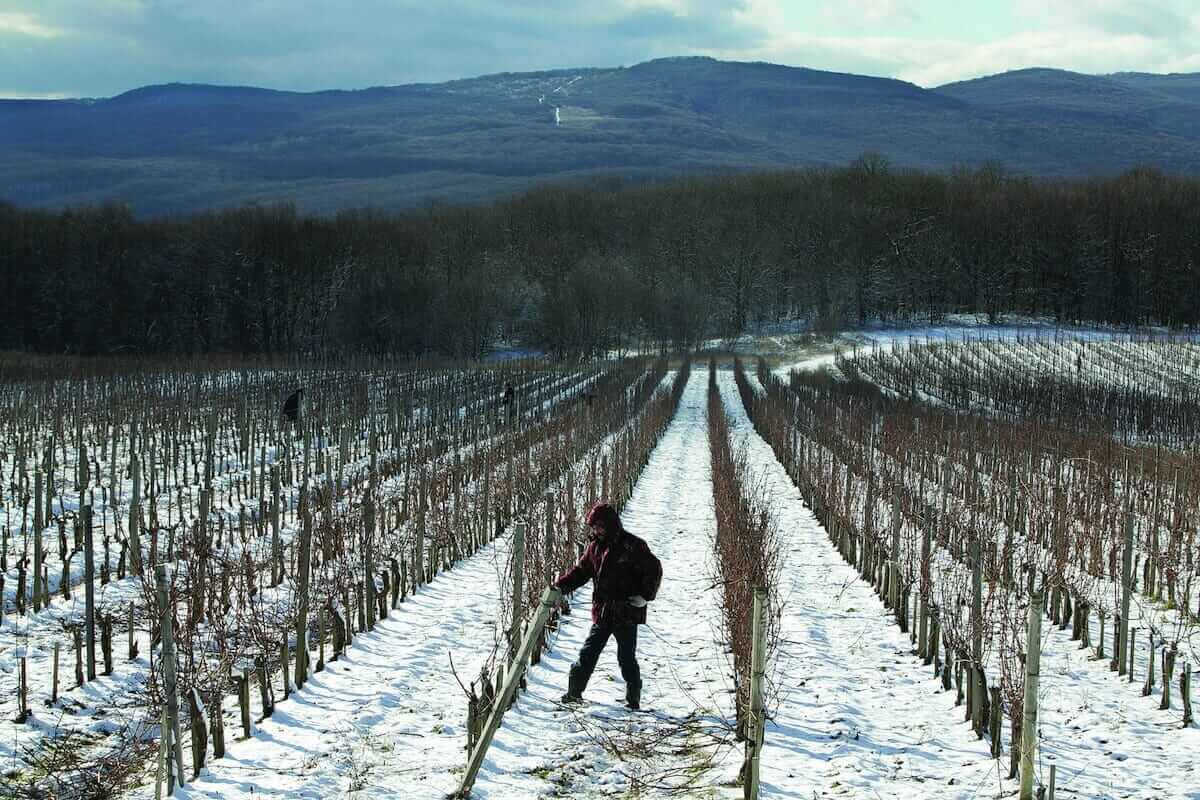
2;57;1199;216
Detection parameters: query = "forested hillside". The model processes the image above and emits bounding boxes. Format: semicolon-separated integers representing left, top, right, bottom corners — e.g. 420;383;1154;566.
1;161;1197;356
3;58;1200;215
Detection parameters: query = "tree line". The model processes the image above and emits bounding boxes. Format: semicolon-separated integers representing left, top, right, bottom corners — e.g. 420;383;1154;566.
1;157;1198;357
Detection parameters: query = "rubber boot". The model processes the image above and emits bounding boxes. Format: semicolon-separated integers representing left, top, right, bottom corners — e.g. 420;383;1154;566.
625;680;642;711
562;666;588;704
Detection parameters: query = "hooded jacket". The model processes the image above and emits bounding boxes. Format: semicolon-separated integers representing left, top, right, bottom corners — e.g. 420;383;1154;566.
554;528;662;625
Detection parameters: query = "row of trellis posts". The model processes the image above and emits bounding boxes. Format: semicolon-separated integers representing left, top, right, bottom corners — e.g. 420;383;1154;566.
454;360;691;797
457;391;774;800
148;362;668;795
11;501;123;724
150;474;493;797
785;428;1055;799
456;486;611;795
744;359;1194;800
3;360;617;798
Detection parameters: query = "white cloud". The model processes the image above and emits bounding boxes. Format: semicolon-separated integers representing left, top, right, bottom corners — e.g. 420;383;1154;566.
702;1;1199;86
0;0;1196;96
897;31;1165;85
1019;0;1195;39
0;89;72;99
1163;51;1200;73
0;11;63;38
619;0;691;13
823;0;923;26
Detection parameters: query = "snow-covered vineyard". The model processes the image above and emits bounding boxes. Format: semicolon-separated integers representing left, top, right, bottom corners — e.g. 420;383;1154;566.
1;332;1198;799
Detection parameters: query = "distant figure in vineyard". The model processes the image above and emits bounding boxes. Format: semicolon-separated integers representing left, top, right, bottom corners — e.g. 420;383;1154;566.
282;388;303;426
552;502;662;710
501;382;515;418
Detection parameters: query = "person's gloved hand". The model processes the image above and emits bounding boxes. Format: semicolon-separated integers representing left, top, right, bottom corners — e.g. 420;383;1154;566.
627;595;648;608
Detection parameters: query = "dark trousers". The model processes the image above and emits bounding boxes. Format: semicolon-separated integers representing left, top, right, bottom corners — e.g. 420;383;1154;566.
568;621;641;698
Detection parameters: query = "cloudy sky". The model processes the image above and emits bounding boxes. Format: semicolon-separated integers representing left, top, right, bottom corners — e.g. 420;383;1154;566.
2;0;1197;98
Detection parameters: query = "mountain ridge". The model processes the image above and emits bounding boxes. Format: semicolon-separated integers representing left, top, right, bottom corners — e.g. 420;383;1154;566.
2;58;1198;216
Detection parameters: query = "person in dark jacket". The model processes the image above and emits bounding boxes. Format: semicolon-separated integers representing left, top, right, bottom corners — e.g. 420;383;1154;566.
282;388;303;426
552;502;662;710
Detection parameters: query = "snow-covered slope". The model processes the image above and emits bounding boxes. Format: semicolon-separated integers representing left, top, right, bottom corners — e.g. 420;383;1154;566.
471;372;741;797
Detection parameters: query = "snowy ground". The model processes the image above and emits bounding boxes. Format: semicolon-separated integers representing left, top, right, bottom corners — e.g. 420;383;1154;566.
774;323;1175;376
715;372;1006;799
119;368;1198;799
122;372;653;800
715;372;1200;800
471;372;741;798
127;533;517;799
0;365;607;788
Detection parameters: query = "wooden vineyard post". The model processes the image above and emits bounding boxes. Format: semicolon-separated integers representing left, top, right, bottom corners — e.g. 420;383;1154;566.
1181;662;1194;727
16;650;29;723
504;458;514;521
15;554;26;616
61;526;72;601
970;536;984;736
415;501;426;589
742;586;767;800
295;504;313;690
317;610;327;672
510;520;526;657
332;605;346;660
457;587;561;798
389;557;401;608
1118;507;1134;676
84;504;97;681
129;453;143;576
928;606;941;669
1129;627;1138;683
149;441;159;533
1161;647;1176;710
378;571;390;621
356;582;366;633
1143;634;1157;697
482;465;491;545
204;410;217;490
364;497;376;633
73;625;83;686
156;564;186;793
210;687;225;759
51;641;60;703
281;639;291;701
890;484;901;571
33;471;43;612
544;492;555;589
44;443;55;537
129;602;140;661
1020;589;1043;800
155;706;169;800
918;522;932;659
101;614;113;675
989;686;1002;758
78;443;88;492
256;655;273;718
270;467;282;585
238;667;252;738
187;687;207;778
